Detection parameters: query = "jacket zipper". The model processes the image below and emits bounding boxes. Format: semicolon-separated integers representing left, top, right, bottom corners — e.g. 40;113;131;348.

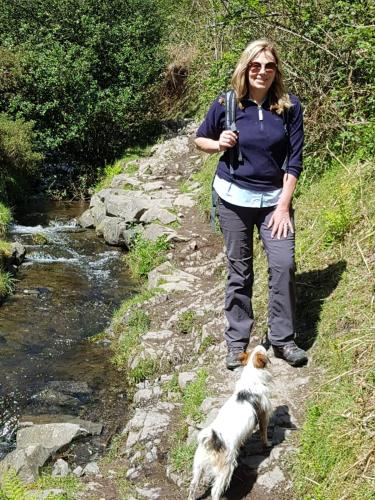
258;105;264;131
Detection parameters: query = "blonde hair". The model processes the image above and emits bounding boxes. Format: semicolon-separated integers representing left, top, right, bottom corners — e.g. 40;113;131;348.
231;39;291;114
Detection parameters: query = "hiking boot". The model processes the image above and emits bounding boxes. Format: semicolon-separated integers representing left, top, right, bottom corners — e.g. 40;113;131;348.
272;342;308;367
226;348;245;370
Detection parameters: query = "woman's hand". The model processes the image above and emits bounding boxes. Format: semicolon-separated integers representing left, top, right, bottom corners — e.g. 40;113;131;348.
218;130;238;152
268;207;294;239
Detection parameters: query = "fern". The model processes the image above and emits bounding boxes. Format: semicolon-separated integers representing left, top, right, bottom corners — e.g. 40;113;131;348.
0;469;31;500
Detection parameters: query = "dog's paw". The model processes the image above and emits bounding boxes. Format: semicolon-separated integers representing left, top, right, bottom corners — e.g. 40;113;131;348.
263;439;272;449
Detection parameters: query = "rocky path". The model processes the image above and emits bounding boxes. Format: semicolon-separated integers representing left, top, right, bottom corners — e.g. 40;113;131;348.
80;123;313;499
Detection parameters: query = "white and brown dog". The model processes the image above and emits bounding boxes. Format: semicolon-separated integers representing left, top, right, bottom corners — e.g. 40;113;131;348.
188;345;273;500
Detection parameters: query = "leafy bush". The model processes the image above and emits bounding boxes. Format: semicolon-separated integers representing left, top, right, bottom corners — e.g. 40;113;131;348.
0;113;42;201
0;0;165;165
0;202;11;236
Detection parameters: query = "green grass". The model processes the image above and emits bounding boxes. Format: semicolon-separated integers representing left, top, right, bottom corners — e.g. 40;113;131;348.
199;334;216;353
124;234;171;280
0;202;11;237
129;358;158;383
292;154;375;499
112;309;151;368
191;153;218;218
93;145;152;192
182;369;208;422
35;470;83;499
0;240;11;255
175;310;199;335
0;270;14;299
0;469;30;500
169;369;209;472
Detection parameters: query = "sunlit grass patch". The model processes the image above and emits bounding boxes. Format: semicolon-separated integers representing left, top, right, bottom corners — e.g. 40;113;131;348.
124;234;171;280
0;202;11;236
112;309;151;369
0;270;14;299
292;154;375;499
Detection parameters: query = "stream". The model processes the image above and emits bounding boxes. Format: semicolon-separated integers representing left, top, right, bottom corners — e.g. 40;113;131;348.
0;199;135;459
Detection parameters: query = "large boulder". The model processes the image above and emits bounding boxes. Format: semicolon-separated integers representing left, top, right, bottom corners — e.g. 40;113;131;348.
78;209;94;229
95;216;127;246
140;207;177;225
0;416;102;483
104;190;152;222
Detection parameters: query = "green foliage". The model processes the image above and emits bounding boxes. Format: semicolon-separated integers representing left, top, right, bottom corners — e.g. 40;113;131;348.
0;469;29;499
175;310;198;335
112;309;151;368
292;147;375;498
0;0;165;165
0;203;11;236
199;334;216;353
113;287;161;323
0;270;14;299
182;369;208;422
36;469;83;499
129;358;157;384
125;234;171;280
170;439;196;473
0;113;42;201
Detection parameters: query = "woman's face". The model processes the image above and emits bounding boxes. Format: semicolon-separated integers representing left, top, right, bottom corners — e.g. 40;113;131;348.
247;50;277;95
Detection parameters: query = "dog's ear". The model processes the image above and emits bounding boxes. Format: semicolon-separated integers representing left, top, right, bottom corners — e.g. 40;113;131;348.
239;352;249;365
253;351;268;369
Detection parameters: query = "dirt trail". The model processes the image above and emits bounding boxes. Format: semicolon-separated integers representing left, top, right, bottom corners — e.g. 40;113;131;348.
83;124;314;499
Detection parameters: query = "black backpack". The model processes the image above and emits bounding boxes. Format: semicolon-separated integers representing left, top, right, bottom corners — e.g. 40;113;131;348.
210;89;291;230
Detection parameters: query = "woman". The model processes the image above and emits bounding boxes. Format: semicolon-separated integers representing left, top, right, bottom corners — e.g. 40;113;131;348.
195;39;308;369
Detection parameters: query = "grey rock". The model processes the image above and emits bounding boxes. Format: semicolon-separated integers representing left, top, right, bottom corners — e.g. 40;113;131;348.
178;372;197;390
136;486;162;499
83;461;100;475
142;223;177;242
7;242;26;267
96;216;126;246
140;207;177;225
31;488;66;499
143;181;165;192
78;209;95;229
257;465;285;490
110;174;140;189
91;203;106;226
19;415;102;436
73;465;84;477
124;403;174;449
105;190;152;221
142;330;174;342
173;194;195;208
52;458;70;477
147;262;198;292
0;445;50;483
17;423;83;450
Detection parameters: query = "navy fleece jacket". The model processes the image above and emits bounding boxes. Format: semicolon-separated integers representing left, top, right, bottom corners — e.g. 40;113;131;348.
196;93;304;192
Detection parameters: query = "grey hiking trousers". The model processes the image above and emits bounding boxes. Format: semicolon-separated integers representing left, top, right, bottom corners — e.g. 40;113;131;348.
218;197;296;350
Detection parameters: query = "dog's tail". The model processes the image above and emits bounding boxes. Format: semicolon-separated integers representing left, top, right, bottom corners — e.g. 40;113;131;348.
199;428;226;453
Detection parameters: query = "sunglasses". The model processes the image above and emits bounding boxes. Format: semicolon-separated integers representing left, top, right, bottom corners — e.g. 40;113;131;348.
248;61;277;73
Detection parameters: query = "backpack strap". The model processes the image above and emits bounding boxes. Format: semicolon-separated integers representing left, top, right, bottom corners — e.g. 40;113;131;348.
210;89;241;231
224;89;242;175
281;106;290;173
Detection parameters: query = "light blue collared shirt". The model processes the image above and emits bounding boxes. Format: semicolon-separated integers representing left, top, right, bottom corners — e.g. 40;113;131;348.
213;175;281;208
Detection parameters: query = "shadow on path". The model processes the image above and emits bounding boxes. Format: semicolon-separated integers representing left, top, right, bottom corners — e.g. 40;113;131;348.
296;261;347;350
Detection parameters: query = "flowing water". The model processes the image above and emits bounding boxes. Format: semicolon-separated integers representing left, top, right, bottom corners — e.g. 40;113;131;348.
0;200;135;458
